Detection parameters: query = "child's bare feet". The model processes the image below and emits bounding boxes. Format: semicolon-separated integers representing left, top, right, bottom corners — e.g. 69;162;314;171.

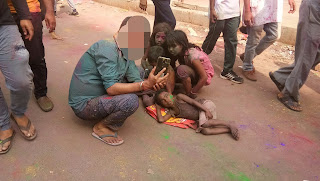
50;32;63;40
228;124;239;140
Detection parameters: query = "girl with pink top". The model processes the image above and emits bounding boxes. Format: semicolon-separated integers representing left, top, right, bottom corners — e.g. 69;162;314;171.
166;30;214;98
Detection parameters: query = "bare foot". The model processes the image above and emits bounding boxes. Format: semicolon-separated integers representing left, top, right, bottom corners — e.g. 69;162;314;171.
93;121;123;145
12;114;36;138
0;129;14;152
228;124;240;140
50;32;63;40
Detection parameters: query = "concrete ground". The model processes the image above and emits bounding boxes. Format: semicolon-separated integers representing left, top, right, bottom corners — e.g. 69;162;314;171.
1;1;319;180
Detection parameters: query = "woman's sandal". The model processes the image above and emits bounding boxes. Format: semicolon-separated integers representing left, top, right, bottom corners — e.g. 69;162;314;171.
92;132;124;146
11;114;37;141
277;93;302;112
0;130;15;154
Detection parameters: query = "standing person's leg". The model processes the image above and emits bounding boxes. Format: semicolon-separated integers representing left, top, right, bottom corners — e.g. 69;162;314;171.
16;13;53;112
202;20;225;55
0;25;36;141
242;24;263;81
279;0;320;106
272;0;320;90
255;22;279;56
152;0;176;29
74;94;139;145
220;16;243;84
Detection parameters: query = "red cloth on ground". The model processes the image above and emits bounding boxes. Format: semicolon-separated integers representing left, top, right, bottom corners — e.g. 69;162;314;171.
146;105;198;129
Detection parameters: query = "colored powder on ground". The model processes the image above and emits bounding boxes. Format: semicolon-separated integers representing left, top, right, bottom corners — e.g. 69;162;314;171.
226;172;251;181
280;143;285;146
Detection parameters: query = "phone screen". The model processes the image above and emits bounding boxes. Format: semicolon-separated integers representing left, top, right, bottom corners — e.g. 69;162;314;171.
154;57;171;75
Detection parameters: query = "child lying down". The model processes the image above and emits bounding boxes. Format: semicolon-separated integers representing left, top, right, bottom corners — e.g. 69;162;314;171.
154;90;239;140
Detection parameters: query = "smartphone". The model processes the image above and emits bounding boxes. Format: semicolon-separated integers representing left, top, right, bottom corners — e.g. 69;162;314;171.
154;57;171;75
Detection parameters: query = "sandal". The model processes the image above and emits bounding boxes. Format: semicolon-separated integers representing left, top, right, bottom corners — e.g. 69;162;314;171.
0;130;15;154
269;72;284;91
92;132;124;146
11;114;37;141
277;93;302;112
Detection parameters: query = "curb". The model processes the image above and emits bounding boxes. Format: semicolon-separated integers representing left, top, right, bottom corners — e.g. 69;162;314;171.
93;0;296;45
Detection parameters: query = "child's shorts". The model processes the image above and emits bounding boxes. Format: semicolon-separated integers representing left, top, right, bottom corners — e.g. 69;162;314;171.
198;100;217;126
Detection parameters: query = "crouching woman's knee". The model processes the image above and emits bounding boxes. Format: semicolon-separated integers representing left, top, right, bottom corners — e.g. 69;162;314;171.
120;94;139;114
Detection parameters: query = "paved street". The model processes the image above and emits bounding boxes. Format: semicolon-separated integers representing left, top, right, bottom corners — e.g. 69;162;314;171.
0;1;319;180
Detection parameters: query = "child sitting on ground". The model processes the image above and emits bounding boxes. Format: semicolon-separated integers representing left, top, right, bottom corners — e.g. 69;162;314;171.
154;90;239;140
142;46;175;107
166;30;214;98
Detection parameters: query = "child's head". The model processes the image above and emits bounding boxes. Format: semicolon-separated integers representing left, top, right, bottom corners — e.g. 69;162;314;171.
150;23;173;46
166;30;200;56
147;46;165;67
166;30;189;56
155;89;175;108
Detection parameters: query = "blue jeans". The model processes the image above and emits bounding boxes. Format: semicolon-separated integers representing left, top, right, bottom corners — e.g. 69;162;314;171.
152;0;176;29
243;22;279;71
0;25;33;131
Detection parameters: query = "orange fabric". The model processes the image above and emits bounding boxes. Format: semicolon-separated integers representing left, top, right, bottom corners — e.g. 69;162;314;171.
146;105;198;130
8;0;41;13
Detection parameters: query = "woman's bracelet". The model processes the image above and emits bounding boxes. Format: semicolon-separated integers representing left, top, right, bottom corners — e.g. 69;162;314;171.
139;81;144;91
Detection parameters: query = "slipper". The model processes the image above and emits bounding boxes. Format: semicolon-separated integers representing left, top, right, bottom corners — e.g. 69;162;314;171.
11;114;37;141
269;72;284;91
0;130;15;154
277;93;302;112
92;132;124;146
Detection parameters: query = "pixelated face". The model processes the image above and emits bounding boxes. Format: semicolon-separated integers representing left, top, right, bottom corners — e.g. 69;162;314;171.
159;91;174;107
155;32;166;46
168;43;182;56
116;16;151;60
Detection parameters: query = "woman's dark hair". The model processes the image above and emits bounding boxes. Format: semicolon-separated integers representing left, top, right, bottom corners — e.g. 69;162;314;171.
150;22;173;46
119;16;132;30
148;46;165;64
154;89;167;107
166;30;200;56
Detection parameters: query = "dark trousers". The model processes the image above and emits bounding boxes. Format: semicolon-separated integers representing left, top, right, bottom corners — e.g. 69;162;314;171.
202;16;240;72
13;12;48;99
152;0;176;29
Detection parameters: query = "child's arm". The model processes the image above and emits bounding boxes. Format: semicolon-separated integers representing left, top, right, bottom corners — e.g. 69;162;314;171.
177;94;213;119
155;104;172;123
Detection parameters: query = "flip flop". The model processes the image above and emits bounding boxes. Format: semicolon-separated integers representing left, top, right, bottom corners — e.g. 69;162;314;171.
0;130;15;154
277;93;302;112
269;72;284;91
11;114;37;141
92;132;124;146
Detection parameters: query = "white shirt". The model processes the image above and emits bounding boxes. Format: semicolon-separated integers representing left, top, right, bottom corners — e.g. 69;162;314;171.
250;0;283;26
209;0;240;20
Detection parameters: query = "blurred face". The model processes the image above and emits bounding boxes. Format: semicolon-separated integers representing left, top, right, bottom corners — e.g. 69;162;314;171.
155;32;166;46
115;16;151;60
168;42;182;56
158;92;174;108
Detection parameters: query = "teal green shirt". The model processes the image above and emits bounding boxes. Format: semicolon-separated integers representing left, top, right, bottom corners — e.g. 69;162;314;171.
68;40;142;111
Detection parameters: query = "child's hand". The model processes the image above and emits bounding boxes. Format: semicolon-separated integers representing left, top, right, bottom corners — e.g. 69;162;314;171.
205;111;213;119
